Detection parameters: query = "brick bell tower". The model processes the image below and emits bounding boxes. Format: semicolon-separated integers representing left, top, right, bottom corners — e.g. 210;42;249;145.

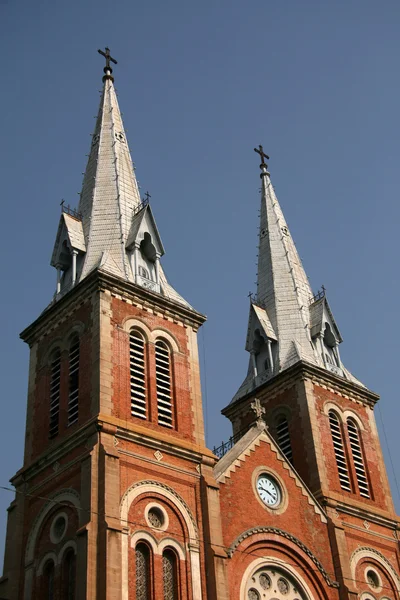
0;49;214;599
222;148;400;598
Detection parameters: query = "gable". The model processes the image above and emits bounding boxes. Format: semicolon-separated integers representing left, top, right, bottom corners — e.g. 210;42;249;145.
215;424;331;563
126;204;164;256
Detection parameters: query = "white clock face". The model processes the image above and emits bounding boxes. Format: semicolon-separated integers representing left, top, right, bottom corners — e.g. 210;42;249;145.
256;474;281;507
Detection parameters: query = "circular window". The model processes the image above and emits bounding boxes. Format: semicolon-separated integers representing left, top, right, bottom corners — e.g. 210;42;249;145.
366;569;381;590
50;512;68;544
144;503;169;531
244;566;307;600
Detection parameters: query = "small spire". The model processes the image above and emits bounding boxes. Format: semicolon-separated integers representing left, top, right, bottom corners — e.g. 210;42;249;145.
98;47;118;82
254;144;270;176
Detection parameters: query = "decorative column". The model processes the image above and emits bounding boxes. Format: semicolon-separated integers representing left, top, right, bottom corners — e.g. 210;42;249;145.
251;351;258;377
267;339;274;372
155;253;160;286
56;265;62;294
72;250;78;286
318;334;327;367
133;243;140;283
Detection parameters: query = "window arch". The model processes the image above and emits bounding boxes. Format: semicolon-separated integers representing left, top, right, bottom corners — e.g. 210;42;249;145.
155;340;173;428
130;330;147;419
347;418;370;498
275;415;293;463
163;548;179;600
328;411;352;492
43;560;55;600
49;349;61;438
63;548;76;599
243;565;308;600
68;335;80;426
135;542;152;600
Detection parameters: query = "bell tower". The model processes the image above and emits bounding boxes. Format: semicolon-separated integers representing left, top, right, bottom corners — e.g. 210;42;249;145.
0;49;213;600
222;148;399;598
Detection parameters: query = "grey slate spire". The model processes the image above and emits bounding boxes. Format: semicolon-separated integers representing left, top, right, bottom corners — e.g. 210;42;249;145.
51;50;191;308
232;150;363;403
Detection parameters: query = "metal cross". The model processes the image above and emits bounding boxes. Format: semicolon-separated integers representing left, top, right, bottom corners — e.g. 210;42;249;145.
251;398;265;420
254;145;269;166
98;47;118;70
144;191;151;202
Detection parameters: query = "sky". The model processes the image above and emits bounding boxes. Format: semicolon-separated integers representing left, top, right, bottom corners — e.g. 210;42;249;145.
1;0;400;567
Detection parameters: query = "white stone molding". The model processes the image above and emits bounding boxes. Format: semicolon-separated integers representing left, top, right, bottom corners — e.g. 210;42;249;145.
239;556;315;600
25;489;80;565
158;538;185;560
36;551;57;577
152;329;181;353
40;322;85;367
57;540;77;564
130;530;158;554
350;547;400;593
322;401;365;430
120;480;201;600
122;317;152;342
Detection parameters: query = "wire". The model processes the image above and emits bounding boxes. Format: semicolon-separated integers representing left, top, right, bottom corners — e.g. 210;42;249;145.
0;484;398;592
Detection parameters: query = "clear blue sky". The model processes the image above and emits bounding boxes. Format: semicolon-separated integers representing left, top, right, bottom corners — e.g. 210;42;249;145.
1;0;399;566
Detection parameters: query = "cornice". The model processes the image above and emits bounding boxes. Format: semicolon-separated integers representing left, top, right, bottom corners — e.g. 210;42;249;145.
222;360;379;419
20;269;206;345
335;500;400;529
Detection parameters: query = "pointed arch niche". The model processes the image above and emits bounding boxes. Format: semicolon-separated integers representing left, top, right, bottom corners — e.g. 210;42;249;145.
120;481;201;600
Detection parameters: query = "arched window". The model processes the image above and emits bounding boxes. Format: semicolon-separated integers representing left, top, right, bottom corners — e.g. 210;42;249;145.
43;560;55;600
244;565;307;600
136;543;152;600
138;265;150;280
155;340;173;428
347;418;370;498
329;411;352;492
68;336;80;426
49;349;61;438
130;330;147;419
163;549;178;600
276;416;293;463
63;549;76;599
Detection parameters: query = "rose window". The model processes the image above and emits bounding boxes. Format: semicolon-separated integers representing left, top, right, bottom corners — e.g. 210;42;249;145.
245;567;306;600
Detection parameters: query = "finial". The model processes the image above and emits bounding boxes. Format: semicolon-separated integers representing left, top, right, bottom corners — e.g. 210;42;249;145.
254;145;270;177
250;397;266;423
98;47;118;82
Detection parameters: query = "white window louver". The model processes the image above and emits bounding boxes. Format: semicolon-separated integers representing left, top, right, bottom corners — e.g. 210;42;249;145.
155;340;173;428
276;416;293;463
347;419;370;498
49;350;61;438
329;411;352;492
130;331;147;419
68;336;80;426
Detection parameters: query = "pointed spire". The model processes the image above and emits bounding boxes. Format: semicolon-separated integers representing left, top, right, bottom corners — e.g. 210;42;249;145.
51;49;192;310
231;148;363;404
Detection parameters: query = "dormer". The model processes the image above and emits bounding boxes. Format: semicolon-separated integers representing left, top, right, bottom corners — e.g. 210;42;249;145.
309;292;344;377
51;209;86;295
126;202;165;294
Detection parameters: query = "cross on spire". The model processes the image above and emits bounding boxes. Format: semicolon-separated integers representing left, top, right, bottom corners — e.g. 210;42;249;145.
254;145;270;169
98;47;117;81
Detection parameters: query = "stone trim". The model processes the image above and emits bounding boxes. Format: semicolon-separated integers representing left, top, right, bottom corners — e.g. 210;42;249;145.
36;551;57;577
227;527;339;588
25;488;80;565
350;547;400;592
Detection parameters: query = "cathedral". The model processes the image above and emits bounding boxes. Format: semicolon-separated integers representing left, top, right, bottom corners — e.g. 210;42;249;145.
1;49;399;600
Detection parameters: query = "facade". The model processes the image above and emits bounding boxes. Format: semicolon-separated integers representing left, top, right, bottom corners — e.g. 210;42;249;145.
0;52;399;600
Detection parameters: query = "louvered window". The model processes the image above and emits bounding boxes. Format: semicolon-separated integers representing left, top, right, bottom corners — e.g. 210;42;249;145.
136;543;151;600
130;331;147;419
49;350;61;439
163;549;178;600
276;416;293;463
68;336;80;426
347;419;370;498
155;340;173;428
329;411;351;492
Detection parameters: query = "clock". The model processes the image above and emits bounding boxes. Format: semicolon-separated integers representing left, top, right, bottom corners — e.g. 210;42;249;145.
256;474;281;507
